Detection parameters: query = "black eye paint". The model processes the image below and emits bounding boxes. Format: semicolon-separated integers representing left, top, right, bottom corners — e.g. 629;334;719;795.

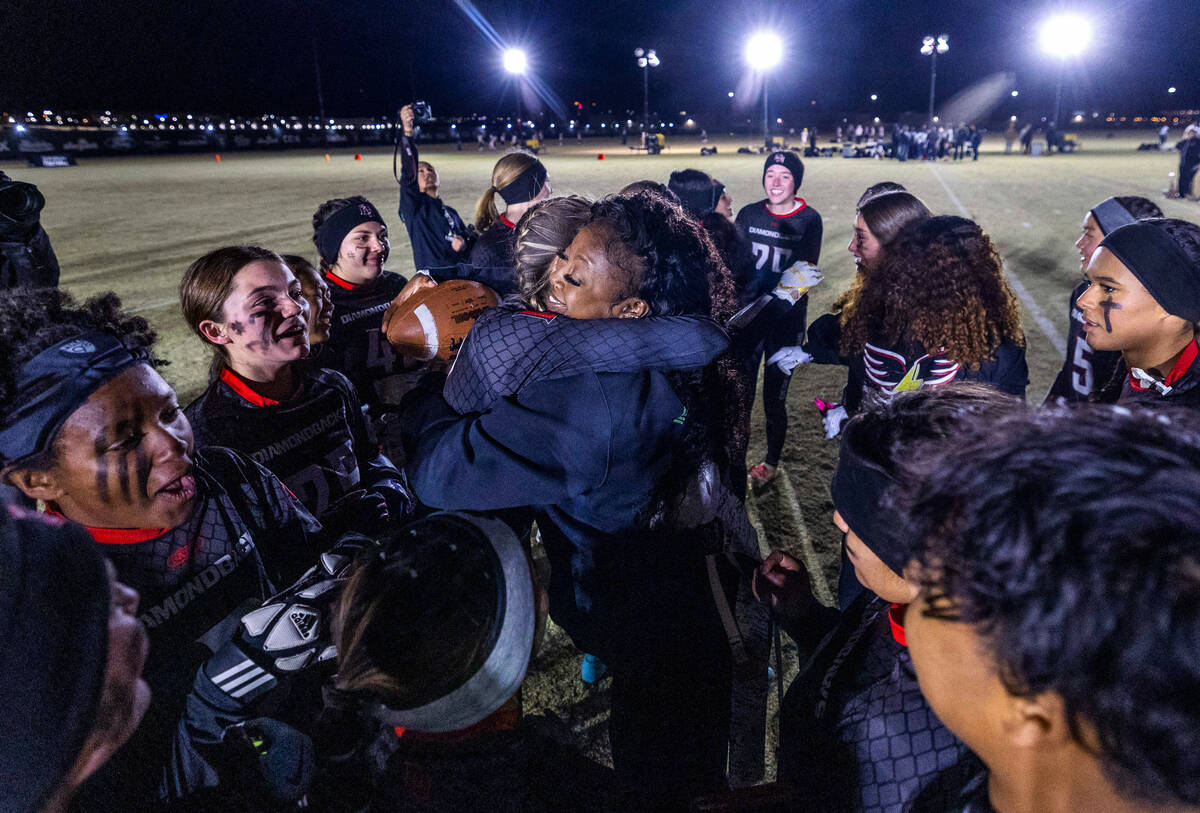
228;320;246;336
93;435;113;504
1101;296;1121;333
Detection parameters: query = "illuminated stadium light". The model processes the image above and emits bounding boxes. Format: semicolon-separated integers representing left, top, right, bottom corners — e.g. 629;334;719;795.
920;34;948;122
744;31;783;71
1168;86;1177;93
1039;14;1091;58
503;48;527;75
870;94;878;101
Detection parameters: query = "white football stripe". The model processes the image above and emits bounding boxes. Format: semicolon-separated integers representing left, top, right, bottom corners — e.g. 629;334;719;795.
413;304;439;360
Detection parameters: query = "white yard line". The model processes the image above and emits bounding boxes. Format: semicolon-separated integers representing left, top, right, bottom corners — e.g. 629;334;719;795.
927;164;1067;357
130;297;182;314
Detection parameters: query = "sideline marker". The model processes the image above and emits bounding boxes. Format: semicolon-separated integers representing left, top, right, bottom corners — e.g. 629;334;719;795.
214;154;221;162
354;153;362;161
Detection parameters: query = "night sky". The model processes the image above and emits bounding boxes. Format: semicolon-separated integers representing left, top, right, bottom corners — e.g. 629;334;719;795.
2;0;1195;125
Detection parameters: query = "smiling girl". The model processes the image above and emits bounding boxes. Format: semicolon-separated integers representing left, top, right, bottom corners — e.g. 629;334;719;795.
180;245;412;532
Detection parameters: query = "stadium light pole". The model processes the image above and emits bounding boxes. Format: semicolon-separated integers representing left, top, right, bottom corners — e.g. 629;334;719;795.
920;34;949;123
634;48;660;133
1039;14;1092;125
503;48;528;132
745;31;784;148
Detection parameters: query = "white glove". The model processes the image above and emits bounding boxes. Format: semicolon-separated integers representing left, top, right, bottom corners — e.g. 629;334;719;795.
821;404;849;439
771;262;823;303
767;345;812;375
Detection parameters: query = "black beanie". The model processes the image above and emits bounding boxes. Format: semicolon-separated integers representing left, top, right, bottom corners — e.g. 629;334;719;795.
667;169;723;219
762;151;804;188
0;505;110;811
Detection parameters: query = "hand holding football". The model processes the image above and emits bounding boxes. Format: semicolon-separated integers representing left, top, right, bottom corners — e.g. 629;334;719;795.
382;279;499;361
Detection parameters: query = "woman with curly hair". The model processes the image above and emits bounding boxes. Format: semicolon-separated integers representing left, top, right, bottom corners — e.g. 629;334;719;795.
810;215;1027;418
0;287;338;805
402;191;758;807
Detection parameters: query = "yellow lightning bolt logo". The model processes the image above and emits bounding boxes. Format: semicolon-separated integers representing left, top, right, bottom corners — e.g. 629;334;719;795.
893;362;926;392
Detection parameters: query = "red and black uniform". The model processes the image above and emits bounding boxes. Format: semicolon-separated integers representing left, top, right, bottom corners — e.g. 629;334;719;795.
1043;279;1123;404
778;593;984;812
184;366;413;528
467;216;518;270
734;198;823;467
318;269;421;416
1097;338;1200;408
75;446;326;808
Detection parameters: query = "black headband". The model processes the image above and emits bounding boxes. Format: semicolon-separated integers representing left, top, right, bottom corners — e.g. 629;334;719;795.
315;200;385;264
1090;197;1137;236
1101;222;1200;323
830;440;908;576
496;161;547;206
0;332;151;470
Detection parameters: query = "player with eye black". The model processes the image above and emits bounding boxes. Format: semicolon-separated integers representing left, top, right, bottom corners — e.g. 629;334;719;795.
734;151;823;487
1077;217;1200;408
0;287;347;805
179;245;414;536
1045;196;1164;403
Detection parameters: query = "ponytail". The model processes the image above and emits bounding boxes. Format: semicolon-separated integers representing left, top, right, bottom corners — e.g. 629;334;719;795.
474;186;502;232
474;151;544;231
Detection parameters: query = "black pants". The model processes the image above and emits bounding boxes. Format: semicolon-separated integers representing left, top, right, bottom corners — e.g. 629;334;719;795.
751;296;807;468
606;553;736;811
1181;162;1198;198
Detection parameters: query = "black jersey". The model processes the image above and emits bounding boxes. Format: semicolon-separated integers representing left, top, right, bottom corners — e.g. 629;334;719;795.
184;366;412;524
779;594;984;812
319;269;423;413
1044;280;1122;404
805;314;1029;413
468;218;518;270
735;199;822;346
398;134;471;270
1097;339;1200;409
86;447;322;667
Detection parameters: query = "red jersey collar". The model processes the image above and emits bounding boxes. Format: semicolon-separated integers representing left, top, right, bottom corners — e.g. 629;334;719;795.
766;198;807;219
220;367;280;408
499;214;517;229
1128;339;1198;391
43;507;166;545
324;270;358;290
888;603;907;647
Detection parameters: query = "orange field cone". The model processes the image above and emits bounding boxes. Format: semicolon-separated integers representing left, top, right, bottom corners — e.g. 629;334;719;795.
354;153;362;161
324;153;331;162
597;153;605;160
214;154;221;162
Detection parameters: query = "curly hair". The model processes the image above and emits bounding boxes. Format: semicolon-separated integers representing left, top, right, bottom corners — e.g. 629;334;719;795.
833;191;931;317
0;288;160;414
618;180;679;205
511;195;592;308
584;192;745;514
839;215;1024;368
1147;217;1200;267
899;406;1200;806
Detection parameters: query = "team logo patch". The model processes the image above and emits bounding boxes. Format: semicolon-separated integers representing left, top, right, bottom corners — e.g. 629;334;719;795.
773;153;786;163
863;342;960;394
60;339;96;355
289;610;319;640
358;204;374;216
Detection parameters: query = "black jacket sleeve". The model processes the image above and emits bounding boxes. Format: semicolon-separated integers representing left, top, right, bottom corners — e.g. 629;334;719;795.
400;374;612;511
397;134;424;225
426;263;520;298
803;312;846;365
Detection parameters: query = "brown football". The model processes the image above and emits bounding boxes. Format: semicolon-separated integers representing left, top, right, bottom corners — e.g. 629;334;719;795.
382;279;499;361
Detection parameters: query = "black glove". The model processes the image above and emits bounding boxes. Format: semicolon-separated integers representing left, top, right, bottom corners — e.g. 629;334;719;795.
322;488;389;537
201;533;377;703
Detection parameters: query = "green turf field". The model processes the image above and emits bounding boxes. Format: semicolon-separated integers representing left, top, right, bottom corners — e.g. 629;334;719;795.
11;130;1196;779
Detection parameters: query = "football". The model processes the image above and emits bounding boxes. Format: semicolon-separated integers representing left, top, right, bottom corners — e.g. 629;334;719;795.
382;278;500;361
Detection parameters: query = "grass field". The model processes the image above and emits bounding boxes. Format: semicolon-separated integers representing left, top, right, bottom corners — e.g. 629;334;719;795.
10;130;1197;780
